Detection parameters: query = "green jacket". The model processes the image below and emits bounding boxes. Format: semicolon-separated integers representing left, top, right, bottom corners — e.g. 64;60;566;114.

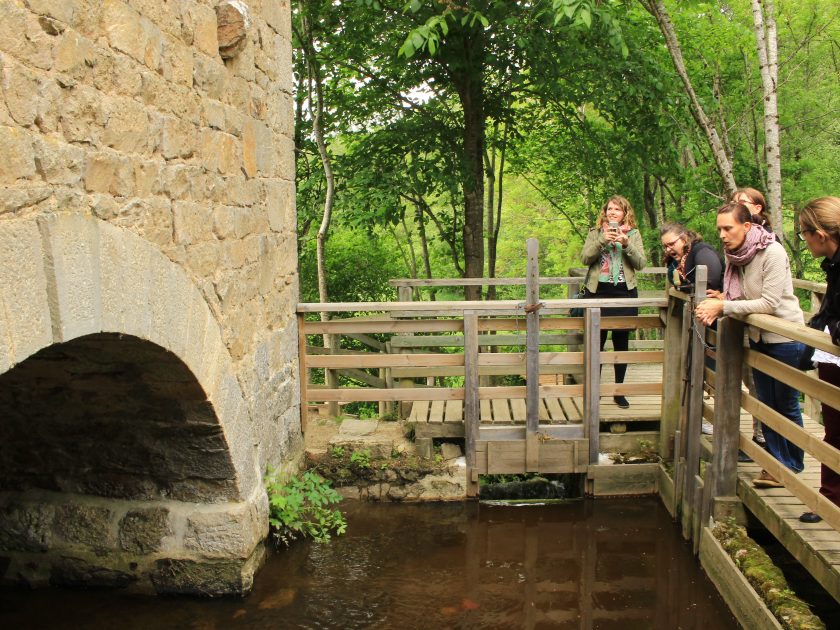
580;227;647;293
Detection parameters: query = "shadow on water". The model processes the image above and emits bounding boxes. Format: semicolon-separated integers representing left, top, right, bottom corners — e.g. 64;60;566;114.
1;498;737;629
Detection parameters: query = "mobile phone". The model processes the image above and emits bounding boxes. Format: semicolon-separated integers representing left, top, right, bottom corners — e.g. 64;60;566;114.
608;221;619;234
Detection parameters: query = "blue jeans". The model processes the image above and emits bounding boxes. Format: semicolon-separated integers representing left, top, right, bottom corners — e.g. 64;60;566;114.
750;339;805;473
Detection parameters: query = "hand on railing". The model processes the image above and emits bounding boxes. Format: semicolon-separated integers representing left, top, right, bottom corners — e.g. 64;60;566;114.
523;302;544;314
695;299;724;326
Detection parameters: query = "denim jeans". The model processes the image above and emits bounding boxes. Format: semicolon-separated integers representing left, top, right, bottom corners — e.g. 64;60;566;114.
750;339;805;473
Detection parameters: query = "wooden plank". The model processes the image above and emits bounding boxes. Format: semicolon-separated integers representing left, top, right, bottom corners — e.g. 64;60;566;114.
585;307;602;466
659;298;684;458
699;528;783;630
428;400;445;423
492;399;512;423
511;398;527;423
389;333;584;348
388;270;667;288
310;387;463;402
525;237;541;470
559;396;582;422
297;297;668;314
744;347;840;412
297;314;309;433
409;400;429;423
464;312;480;494
738;312;840;356
479;399;493;421
538;399;550;421
587;463;659;496
545;397;565;422
444;399;462;423
479;425;585;441
415;423;464;439
306;353;464;368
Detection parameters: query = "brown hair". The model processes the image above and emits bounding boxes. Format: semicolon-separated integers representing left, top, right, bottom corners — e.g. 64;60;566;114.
717;201;753;224
597;195;638;229
729;187;771;229
800;197;840;242
659;221;702;244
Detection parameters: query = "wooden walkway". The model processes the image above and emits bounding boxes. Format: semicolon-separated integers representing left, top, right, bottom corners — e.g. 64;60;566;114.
735;413;840;602
407;363;663;428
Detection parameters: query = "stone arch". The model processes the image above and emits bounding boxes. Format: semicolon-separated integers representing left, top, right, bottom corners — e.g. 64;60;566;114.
0;214;260;501
0;216;271;594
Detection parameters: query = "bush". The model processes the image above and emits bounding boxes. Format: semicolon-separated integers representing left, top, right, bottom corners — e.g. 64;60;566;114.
265;470;347;546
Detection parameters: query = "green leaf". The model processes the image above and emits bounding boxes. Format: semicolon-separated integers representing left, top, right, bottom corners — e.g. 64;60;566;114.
428;37;437;55
580;8;591;28
478;14;489;27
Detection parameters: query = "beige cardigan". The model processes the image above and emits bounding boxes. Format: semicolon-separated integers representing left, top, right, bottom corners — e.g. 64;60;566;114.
721;241;804;343
580;227;647;293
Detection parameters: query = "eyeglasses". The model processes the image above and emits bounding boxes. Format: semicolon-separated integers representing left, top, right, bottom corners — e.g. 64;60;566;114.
662;236;682;249
797;228;816;241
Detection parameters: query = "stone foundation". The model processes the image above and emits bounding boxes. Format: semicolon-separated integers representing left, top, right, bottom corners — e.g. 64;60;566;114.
0;488;268;595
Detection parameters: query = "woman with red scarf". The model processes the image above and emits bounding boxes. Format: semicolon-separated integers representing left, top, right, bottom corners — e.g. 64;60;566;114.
696;202;806;487
580;195;647;409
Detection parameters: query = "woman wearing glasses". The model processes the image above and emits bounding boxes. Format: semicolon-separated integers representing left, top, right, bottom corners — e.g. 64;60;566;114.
695;201;805;488
796;196;840;523
580;195;647;409
660;222;723;293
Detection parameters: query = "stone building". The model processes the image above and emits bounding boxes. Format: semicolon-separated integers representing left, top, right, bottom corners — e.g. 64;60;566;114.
0;0;299;594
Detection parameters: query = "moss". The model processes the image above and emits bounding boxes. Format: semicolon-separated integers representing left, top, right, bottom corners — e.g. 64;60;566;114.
712;519;825;630
304;448;448;489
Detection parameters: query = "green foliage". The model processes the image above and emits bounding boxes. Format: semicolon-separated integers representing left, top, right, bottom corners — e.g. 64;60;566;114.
350;449;372;469
329;446;346;459
265;470;347;546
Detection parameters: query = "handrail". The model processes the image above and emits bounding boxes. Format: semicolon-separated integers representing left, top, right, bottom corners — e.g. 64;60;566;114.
389;268;668;288
793;278;827;293
297;297;668;314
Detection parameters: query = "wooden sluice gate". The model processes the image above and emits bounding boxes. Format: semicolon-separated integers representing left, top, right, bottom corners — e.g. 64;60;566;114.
297;239;840;616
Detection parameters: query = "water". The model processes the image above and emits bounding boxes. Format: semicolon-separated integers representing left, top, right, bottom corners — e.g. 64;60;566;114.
1;498;737;629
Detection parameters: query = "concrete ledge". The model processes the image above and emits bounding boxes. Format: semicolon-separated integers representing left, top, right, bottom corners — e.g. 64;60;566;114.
699;527;783;630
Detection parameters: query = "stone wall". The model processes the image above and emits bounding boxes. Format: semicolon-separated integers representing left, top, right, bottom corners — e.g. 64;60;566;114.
0;0;298;594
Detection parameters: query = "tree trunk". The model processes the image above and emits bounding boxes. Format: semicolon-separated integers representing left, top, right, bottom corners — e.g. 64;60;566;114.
642;0;737;195
415;205;435;301
452;31;486;301
751;0;783;239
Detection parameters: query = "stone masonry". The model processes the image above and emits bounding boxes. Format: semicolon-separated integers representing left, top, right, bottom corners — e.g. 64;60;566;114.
0;0;298;595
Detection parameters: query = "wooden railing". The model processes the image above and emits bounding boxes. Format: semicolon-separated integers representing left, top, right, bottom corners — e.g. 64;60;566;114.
298;239;667;493
662;273;840;543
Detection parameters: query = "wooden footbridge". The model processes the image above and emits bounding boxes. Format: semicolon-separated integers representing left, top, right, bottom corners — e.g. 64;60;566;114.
297;239;840;616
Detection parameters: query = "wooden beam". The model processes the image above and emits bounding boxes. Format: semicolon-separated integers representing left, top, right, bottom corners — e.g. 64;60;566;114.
525;238;540;472
660;296;684;458
737;312;840;355
297;313;308;434
297;297;668;314
584;307;602;466
743;347;840;411
464;312;479;495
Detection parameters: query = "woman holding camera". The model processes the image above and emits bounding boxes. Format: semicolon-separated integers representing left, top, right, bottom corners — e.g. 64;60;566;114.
580;195;647;409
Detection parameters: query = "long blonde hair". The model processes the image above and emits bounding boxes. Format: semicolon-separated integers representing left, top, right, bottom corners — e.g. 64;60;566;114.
597;195;638;229
800;197;840;242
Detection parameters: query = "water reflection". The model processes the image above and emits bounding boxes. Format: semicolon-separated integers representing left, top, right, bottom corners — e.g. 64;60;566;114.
0;498;736;629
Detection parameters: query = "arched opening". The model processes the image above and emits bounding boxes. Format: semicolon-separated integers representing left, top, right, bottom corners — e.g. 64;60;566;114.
0;333;238;502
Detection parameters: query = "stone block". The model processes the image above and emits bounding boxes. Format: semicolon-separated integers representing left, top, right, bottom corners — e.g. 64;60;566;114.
151;557;252;597
193;55;226;100
190;3;219;57
441;443;463;460
103;0;146;65
59;84;107;145
184;503;261;558
118;507;171;553
199;128;239;175
216;1;250;60
54;31;96;76
2;60;41;127
0;4;30;58
26;0;75;24
173;200;213;244
39;214;104;342
32;136;85;186
103;97;157;154
53;504;115;549
84;151;134;196
50;556;137;588
161;34;193;87
0;219;53;366
0;125;36;183
133;157;164;197
161;116;197;160
203;98;226;130
0;501;53;552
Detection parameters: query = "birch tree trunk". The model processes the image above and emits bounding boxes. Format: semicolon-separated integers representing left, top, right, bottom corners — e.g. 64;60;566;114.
641;0;737;195
751;0;783;239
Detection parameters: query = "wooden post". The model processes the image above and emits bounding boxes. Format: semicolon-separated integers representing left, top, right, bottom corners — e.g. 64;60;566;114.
464;311;480;496
659;295;685;458
708;316;745;516
681;266;708;540
584;307;602;469
398;284;412;303
326;333;339;418
297;313;309;434
525;238;540;472
673;297;693;515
